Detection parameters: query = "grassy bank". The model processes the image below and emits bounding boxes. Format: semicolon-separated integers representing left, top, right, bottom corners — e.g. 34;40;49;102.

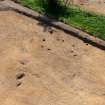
18;0;105;40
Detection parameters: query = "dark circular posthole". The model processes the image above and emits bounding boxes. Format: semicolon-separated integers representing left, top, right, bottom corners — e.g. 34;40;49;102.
48;48;51;51
86;43;89;46
41;45;44;48
49;29;54;34
62;40;64;42
42;38;46;42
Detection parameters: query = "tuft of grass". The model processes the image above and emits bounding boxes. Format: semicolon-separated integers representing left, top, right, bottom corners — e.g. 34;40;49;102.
17;0;44;12
18;0;105;40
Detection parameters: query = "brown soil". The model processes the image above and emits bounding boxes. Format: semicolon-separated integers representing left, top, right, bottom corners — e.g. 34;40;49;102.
0;10;105;105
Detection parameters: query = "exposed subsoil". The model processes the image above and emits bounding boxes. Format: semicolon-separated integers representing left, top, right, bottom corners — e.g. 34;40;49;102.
0;10;105;105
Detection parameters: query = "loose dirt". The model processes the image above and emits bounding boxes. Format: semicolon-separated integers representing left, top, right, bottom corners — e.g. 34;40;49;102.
0;10;105;105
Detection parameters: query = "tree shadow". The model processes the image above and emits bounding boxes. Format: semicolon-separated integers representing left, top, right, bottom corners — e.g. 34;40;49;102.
15;0;105;50
36;14;105;50
36;0;70;32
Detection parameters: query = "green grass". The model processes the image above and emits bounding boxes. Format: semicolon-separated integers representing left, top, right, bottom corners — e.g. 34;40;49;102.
18;0;105;40
17;0;44;12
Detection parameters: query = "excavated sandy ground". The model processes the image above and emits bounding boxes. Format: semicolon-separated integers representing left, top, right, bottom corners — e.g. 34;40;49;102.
82;2;105;14
0;10;105;105
74;0;105;14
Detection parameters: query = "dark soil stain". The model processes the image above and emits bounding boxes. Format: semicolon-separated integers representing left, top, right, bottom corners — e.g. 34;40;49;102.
86;43;89;46
56;38;60;41
62;39;65;42
16;72;25;80
42;38;46;42
19;59;29;65
47;48;51;51
72;44;75;47
16;81;22;87
73;54;78;57
70;50;74;53
41;45;44;48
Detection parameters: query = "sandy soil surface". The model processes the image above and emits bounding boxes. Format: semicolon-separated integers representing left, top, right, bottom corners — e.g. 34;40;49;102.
0;10;105;105
73;0;105;14
82;2;105;14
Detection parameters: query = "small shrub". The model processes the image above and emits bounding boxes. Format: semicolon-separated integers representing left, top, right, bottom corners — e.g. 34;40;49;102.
41;0;65;17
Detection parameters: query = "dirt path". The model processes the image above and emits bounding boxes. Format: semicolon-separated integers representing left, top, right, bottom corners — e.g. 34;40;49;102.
0;10;105;105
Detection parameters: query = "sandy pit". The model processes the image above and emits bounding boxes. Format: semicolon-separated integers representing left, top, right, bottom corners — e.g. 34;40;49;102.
0;10;105;105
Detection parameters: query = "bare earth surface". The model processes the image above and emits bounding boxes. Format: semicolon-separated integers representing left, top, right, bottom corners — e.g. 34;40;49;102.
74;0;105;14
82;2;105;14
0;10;105;105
